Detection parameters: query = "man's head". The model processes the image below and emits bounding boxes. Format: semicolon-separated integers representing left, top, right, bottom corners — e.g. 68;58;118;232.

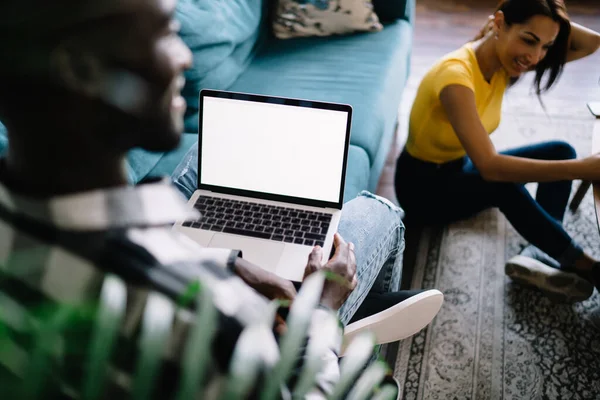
0;0;192;154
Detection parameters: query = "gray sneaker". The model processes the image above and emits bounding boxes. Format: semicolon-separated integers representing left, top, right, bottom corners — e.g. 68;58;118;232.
505;245;594;303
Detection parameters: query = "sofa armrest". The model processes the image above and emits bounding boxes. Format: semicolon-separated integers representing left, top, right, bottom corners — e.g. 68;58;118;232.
372;0;413;23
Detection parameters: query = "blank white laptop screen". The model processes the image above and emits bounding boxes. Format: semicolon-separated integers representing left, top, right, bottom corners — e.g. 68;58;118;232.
200;96;349;203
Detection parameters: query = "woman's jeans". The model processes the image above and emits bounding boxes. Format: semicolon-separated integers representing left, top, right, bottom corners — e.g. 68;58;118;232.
394;140;583;267
172;145;406;325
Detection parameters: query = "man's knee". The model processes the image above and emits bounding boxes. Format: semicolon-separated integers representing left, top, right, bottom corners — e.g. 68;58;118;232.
345;191;405;221
338;191;405;242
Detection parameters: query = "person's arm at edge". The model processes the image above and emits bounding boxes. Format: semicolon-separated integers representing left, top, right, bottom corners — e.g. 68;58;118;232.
439;84;599;182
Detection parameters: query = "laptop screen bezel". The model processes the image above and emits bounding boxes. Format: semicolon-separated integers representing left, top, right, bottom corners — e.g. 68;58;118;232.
198;89;352;210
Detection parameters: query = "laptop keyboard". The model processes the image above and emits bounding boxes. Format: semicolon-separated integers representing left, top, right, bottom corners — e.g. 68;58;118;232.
182;196;331;247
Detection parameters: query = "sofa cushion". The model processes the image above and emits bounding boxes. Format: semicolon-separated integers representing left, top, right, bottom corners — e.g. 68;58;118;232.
177;0;267;133
343;145;371;202
223;20;412;186
126;147;163;183
272;0;382;39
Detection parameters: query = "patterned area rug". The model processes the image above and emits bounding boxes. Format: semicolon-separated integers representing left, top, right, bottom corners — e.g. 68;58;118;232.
392;92;600;399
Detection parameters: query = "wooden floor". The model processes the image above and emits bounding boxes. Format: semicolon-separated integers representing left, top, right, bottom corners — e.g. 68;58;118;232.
375;0;600;205
375;0;600;291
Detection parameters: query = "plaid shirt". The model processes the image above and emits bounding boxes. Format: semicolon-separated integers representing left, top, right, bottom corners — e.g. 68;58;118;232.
0;174;342;398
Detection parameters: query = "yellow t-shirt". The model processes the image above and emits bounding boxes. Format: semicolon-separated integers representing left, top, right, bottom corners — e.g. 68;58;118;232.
406;43;509;163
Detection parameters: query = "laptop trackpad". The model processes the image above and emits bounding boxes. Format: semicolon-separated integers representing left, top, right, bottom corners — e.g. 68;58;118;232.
208;234;284;274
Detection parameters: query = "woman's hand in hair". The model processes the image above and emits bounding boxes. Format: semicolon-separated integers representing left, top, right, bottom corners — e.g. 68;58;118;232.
566;22;600;63
473;15;495;41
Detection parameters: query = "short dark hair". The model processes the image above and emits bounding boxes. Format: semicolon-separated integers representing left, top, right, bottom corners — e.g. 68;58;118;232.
0;1;133;122
0;1;135;80
496;0;571;96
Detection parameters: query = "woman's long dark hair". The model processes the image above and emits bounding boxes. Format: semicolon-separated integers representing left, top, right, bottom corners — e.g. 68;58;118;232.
496;0;571;96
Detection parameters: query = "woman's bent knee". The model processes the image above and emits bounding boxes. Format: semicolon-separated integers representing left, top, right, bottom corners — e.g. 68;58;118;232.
548;140;577;160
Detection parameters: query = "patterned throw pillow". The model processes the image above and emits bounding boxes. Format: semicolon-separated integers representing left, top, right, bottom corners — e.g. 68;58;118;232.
273;0;383;39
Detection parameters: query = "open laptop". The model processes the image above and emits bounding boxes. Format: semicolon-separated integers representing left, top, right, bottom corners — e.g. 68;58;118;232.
174;89;352;282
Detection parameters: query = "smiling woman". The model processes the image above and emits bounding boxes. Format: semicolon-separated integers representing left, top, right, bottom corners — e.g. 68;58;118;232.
394;0;600;304
493;0;571;95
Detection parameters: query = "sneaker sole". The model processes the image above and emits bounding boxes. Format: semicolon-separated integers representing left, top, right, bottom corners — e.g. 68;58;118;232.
341;289;444;355
505;255;594;303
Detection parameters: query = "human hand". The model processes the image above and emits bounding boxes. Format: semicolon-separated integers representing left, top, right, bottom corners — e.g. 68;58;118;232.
578;154;600;181
474;15;495;41
303;233;357;311
233;257;297;301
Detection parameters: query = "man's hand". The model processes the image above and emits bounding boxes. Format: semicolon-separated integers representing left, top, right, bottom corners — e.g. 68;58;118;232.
304;233;357;311
233;257;297;301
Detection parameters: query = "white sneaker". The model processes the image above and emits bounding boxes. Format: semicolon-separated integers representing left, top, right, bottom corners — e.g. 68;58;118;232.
341;289;444;355
505;251;594;303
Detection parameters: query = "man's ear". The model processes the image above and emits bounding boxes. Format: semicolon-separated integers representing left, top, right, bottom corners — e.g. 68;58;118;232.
493;10;506;37
50;43;107;98
49;43;150;115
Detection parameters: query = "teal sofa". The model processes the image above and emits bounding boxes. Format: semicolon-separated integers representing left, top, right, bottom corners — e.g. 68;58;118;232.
0;0;415;202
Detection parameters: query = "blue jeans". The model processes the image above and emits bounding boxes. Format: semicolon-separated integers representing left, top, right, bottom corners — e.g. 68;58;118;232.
172;145;406;325
395;140;583;267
